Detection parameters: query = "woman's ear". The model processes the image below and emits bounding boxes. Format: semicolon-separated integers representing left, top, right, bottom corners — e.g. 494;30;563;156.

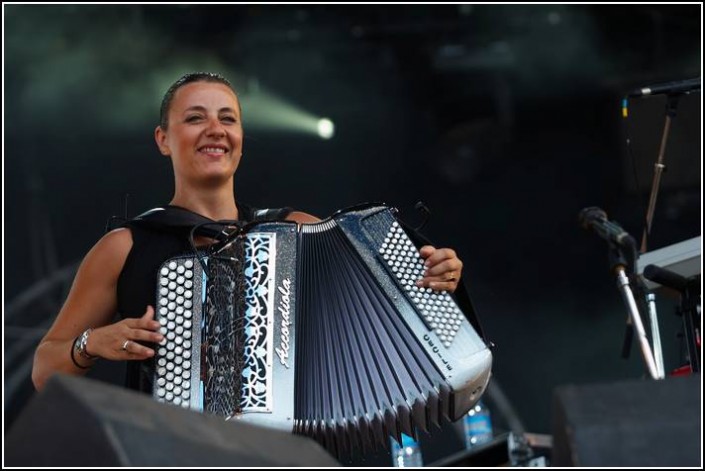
154;126;171;156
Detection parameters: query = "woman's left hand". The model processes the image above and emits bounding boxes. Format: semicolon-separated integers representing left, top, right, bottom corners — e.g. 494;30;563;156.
416;246;463;293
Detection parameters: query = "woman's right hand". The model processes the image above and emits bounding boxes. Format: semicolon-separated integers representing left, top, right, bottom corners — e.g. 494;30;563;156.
33;227;144;391
87;306;164;361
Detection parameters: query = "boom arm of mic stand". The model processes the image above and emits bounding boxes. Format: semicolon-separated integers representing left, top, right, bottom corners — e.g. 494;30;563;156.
609;242;662;379
640;94;682;254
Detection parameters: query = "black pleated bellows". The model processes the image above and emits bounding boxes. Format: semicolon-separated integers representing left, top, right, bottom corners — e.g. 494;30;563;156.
293;221;447;455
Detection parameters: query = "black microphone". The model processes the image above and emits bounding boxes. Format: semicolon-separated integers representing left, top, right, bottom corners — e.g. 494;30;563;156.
643;264;688;293
628;77;701;98
578;207;636;248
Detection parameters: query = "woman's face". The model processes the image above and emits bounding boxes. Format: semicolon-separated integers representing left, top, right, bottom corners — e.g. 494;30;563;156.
155;81;243;187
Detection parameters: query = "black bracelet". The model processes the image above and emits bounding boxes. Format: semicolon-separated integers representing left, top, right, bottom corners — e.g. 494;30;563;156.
70;336;91;370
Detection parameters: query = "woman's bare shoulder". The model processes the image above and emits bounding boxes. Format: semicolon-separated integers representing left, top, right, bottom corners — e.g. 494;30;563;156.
82;227;134;268
285;211;321;224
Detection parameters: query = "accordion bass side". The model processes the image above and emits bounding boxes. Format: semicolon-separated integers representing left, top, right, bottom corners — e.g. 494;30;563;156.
153;204;492;450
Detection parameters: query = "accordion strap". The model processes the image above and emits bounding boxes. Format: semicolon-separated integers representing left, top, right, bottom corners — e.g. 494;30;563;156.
251;207;295;221
398;219;490;345
126;203;293;239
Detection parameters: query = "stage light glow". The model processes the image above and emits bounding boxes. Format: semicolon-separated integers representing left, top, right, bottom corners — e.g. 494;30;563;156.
238;85;335;140
317;118;334;139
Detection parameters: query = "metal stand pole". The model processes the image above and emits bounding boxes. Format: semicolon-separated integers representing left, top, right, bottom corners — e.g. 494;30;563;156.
615;267;660;379
646;293;665;378
610;241;660;379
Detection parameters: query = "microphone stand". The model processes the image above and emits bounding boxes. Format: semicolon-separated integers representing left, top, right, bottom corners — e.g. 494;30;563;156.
639;93;682;254
609;242;661;379
632;94;683;378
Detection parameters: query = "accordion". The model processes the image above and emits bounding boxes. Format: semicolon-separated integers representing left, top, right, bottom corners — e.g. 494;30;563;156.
152;204;492;451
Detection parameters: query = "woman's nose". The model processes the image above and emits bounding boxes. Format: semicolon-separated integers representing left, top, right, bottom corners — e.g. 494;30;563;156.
205;118;226;137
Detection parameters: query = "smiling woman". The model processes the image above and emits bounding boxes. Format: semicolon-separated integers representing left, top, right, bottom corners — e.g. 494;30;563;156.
155;78;245;199
31;71;467;402
30;72;320;394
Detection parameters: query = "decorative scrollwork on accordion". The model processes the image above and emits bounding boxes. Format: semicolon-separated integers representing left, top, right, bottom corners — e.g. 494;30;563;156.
241;233;276;411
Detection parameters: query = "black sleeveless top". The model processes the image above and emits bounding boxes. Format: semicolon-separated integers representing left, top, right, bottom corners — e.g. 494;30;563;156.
116;202;292;393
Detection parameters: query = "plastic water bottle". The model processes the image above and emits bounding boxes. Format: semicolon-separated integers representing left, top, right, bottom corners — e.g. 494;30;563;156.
391;433;423;467
463;399;493;448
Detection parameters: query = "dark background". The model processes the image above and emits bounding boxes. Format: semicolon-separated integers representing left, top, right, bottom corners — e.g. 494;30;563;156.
4;4;701;465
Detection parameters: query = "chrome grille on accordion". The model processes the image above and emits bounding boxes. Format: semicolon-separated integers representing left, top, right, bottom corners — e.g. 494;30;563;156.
153;204;492;451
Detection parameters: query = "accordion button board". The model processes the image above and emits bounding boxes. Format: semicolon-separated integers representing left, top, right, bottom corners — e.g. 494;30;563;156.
379;221;464;348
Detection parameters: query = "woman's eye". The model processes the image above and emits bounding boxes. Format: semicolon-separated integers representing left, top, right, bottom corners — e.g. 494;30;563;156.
185;115;203;122
221;116;237;123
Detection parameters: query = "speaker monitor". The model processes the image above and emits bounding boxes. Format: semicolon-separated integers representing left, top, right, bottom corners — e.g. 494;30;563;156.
5;374;340;467
552;375;701;467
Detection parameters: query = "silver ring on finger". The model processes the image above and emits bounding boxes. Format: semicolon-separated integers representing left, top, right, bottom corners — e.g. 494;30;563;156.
121;340;130;351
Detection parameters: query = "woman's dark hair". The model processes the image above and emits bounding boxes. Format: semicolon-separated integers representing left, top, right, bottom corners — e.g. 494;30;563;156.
159;72;237;130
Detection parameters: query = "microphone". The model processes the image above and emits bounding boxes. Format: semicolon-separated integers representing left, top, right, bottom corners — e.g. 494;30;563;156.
578;207;636;248
643;264;688;293
628;77;701;98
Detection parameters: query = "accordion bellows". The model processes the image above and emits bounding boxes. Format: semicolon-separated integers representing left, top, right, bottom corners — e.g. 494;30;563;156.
153;204;492;452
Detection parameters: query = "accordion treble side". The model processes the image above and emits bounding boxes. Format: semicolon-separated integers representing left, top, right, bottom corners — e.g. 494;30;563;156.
153;204;492;450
